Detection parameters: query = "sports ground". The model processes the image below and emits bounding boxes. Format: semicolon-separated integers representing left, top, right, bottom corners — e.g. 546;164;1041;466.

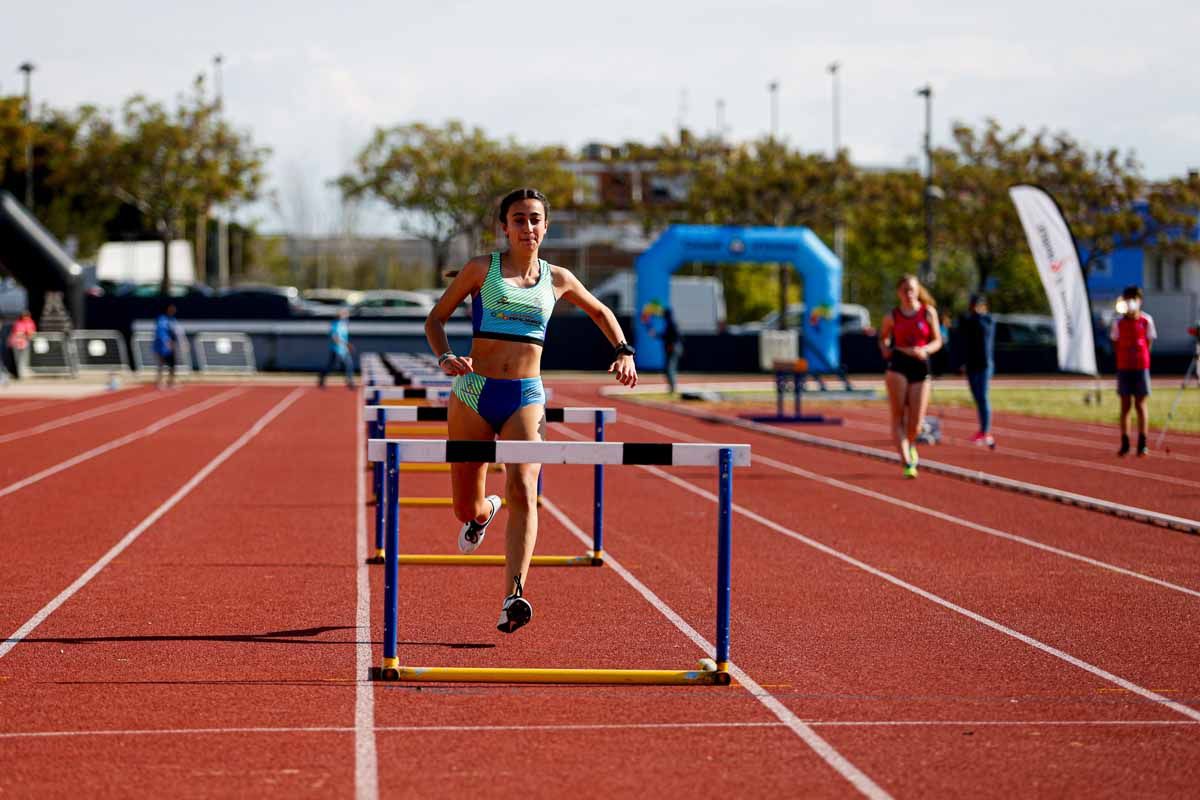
2;375;1198;797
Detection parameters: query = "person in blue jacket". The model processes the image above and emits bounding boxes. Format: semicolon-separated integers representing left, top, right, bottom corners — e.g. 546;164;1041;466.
318;308;356;388
153;304;183;389
958;293;996;447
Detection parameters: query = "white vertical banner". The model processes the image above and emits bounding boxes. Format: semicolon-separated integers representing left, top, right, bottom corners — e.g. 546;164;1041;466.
1009;185;1098;376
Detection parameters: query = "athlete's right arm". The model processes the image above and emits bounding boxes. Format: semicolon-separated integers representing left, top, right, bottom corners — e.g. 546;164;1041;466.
425;257;486;376
878;314;894;361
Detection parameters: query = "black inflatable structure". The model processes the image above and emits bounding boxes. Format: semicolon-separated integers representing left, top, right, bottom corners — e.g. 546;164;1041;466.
0;189;84;325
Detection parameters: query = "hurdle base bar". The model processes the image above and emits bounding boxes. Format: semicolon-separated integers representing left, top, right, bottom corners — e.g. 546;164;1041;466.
740;414;843;425
396;497;541;508
365;552;603;567
371;664;731;685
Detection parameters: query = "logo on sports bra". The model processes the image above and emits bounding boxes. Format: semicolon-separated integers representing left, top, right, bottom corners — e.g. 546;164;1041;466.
493;310;543;326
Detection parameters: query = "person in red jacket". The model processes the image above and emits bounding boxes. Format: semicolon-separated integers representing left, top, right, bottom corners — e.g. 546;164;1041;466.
1110;285;1156;456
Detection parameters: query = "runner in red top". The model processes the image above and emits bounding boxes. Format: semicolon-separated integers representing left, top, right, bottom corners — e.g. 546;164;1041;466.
878;274;943;478
1109;285;1156;456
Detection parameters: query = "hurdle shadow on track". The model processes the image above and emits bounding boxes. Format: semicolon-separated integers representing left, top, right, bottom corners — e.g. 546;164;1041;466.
9;625;494;650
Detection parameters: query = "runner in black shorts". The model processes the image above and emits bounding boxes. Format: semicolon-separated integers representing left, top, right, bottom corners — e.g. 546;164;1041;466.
878;274;943;478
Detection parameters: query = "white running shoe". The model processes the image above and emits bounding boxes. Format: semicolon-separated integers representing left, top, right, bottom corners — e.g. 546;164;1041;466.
496;575;533;634
458;494;501;554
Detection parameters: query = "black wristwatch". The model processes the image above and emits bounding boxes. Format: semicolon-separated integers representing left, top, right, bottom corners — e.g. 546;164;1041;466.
614;342;635;358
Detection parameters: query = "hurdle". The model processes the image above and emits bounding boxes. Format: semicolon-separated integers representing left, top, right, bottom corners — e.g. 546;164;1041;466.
368;438;750;685
741;358;843;425
363;405;615;566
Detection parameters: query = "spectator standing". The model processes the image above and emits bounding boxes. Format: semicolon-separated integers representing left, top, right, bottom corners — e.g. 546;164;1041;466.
660;307;683;395
153;304;183;389
959;293;996;447
1110;285;1156;456
318;308;356;388
7;309;37;379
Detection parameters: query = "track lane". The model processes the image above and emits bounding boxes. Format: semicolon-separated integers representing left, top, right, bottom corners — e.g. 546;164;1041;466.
0;388;291;637
0;387;363;797
541;382;1200;795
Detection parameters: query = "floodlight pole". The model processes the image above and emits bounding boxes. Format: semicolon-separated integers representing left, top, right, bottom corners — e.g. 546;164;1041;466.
19;62;35;210
767;80;779;141
916;84;935;284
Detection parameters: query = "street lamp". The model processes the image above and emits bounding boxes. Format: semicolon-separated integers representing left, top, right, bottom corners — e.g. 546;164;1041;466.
827;62;841;156
916;83;934;284
767;80;779;140
18;61;35;210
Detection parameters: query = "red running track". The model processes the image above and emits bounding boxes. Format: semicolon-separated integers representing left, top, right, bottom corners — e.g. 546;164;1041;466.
1;381;1198;798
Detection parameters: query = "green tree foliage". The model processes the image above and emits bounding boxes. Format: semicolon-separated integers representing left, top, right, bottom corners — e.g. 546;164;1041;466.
111;77;268;293
337;121;575;287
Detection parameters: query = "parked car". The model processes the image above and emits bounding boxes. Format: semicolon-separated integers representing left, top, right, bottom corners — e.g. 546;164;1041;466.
217;284;309;318
727;303;872;335
302;288;365;317
112;282;214;299
350;290;435;318
992;313;1056;347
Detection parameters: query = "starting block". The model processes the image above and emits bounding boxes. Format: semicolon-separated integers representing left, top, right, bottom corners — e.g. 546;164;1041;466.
742;358;843;425
363;405;615;566
368;438;751;685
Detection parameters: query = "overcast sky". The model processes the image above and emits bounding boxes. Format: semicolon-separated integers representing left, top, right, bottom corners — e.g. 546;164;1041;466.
4;1;1198;235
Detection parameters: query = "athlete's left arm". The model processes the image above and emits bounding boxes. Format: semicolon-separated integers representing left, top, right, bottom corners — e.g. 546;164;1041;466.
554;266;638;387
918;307;944;357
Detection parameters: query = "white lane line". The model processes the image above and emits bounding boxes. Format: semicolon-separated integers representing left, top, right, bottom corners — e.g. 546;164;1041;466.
606;414;1200;601
0;390;167;445
0;388;304;662
0;399;55;418
638;465;1200;724
837;410;1200;489
539;494;892;800
0;388;245;500
2;719;1196;740
355;395;379;800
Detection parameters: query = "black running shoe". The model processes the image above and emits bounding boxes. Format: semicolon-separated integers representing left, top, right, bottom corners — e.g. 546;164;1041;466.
1117;436;1130;457
496;575;533;634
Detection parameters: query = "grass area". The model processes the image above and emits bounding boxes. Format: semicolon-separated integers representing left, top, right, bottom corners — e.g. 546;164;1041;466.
929;386;1200;433
640;383;1200;433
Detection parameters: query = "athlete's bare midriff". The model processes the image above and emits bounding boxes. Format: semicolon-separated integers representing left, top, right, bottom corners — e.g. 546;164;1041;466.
467;337;543;380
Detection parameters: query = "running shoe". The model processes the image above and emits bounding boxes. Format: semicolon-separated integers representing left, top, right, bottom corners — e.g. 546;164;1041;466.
903;464;918;479
970;431;987;445
496;575;533;633
458;494;501;554
909;445;919;468
1137;434;1148;457
983;433;995;449
1117;436;1130;457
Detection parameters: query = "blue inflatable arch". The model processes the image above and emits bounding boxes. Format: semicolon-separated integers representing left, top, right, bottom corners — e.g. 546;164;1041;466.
633;225;842;371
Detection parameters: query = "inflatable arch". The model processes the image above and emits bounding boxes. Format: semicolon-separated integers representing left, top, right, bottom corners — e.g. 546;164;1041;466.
633;225;842;371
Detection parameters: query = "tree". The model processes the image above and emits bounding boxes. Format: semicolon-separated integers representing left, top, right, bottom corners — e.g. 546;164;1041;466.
337;121;575;287
111;77;268;294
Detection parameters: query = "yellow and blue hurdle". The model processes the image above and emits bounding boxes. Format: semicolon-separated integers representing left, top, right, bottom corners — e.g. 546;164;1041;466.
367;438;750;685
363;404;616;566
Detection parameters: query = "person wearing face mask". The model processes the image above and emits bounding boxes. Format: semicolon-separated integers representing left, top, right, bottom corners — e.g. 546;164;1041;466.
1110;285;1156;456
425;188;637;634
878;274;943;478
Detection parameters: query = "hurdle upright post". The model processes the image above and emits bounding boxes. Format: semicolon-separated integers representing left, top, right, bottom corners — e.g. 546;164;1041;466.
382;442;401;675
370;408;386;562
593;409;605;559
716;447;733;669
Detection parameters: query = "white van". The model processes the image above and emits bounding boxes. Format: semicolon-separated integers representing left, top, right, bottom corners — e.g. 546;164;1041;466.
586;271;727;334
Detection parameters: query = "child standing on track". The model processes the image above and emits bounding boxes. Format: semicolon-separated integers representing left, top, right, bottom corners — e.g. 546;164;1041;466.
425;187;637;634
1111;285;1156;456
878;274;943;478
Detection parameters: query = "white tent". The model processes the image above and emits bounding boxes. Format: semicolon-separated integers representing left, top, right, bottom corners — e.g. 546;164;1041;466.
95;241;196;285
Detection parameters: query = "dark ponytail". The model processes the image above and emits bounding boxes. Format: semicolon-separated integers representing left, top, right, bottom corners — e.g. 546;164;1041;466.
498;188;550;224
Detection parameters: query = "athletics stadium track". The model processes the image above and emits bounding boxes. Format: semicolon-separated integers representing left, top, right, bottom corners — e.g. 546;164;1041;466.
1;380;1197;798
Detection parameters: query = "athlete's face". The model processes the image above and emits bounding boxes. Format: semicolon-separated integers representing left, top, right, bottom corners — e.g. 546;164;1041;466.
503;199;548;251
897;278;919;305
